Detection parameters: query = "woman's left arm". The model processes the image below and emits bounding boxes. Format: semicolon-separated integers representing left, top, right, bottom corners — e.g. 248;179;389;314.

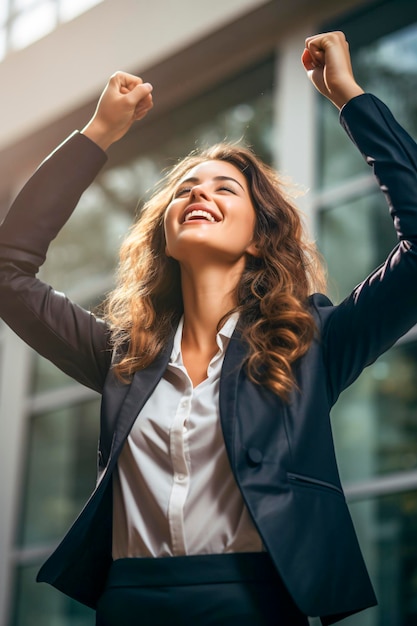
303;32;417;401
323;94;417;401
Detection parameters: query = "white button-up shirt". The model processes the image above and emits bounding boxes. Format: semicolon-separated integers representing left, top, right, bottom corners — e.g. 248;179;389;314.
112;314;263;558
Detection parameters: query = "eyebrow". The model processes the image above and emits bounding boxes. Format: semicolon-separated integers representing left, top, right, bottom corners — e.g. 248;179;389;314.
178;175;245;191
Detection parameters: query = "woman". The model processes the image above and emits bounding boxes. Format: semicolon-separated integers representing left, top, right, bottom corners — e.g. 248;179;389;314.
1;31;417;625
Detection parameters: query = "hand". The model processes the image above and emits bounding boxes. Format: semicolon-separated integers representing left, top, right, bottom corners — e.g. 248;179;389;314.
301;31;364;109
82;72;154;150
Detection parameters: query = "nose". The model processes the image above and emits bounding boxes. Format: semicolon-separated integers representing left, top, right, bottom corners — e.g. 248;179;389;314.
190;183;210;201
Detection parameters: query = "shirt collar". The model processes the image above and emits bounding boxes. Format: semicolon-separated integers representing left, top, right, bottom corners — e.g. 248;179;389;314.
170;313;239;365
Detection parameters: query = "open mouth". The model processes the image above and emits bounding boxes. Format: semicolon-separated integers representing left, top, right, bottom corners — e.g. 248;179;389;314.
182;209;220;223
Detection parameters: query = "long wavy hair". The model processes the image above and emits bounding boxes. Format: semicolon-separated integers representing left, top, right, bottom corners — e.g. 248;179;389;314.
102;143;326;400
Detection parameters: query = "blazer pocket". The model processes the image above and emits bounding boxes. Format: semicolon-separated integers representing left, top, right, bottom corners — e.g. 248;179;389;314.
287;472;345;498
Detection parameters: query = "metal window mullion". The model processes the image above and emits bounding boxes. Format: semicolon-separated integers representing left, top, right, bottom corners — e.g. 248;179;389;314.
312;172;375;212
0;329;33;626
27;382;99;415
345;469;417;502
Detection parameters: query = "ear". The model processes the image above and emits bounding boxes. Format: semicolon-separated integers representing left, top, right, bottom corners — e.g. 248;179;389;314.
245;241;261;258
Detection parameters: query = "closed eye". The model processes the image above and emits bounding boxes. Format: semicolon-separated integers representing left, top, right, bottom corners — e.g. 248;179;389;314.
174;187;192;198
217;185;236;194
173;180;240;198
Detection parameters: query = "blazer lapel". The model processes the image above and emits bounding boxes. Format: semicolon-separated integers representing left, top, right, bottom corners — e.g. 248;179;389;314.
219;328;248;469
111;337;174;455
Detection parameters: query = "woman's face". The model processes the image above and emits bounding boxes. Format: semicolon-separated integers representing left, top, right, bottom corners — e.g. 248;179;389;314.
164;159;258;266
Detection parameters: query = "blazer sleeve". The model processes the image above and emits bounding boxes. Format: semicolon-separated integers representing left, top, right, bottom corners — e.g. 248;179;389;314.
320;93;417;405
0;132;112;393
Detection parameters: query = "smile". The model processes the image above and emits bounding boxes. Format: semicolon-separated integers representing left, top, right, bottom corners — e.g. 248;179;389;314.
183;209;219;223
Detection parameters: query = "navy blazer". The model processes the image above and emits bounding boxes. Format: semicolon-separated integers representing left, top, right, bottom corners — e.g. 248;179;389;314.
1;94;417;625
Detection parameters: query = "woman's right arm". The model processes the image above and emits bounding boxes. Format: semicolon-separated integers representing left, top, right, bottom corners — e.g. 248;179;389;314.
0;132;112;392
0;72;153;393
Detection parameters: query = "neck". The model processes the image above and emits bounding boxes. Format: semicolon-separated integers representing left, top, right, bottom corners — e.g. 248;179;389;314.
180;262;242;353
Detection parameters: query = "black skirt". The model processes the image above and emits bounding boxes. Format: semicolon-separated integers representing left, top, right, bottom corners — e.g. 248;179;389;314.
96;552;309;626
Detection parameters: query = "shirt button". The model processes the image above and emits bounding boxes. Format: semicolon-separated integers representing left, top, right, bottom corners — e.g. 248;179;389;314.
176;473;186;482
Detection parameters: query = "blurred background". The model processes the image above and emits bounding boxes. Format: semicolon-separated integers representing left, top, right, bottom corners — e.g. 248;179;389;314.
0;0;417;624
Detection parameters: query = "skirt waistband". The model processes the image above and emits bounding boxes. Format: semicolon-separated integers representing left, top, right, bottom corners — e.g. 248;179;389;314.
107;553;278;588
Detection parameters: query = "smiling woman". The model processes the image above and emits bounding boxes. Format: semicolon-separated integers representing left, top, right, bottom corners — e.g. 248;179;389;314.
104;143;324;397
164;160;257;262
1;30;417;626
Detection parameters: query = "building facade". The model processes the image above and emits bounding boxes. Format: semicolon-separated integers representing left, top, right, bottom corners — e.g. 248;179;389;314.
1;1;417;624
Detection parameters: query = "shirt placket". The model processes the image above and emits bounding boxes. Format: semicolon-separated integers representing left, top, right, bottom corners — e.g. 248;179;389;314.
168;389;191;555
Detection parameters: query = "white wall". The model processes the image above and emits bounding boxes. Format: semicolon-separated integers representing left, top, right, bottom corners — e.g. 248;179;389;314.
0;0;268;151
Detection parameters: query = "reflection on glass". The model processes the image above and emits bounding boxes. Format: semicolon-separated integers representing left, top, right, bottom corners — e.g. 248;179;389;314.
18;400;100;547
11;563;94;626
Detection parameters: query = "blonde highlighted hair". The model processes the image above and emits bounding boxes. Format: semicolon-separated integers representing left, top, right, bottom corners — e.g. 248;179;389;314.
102;143;326;400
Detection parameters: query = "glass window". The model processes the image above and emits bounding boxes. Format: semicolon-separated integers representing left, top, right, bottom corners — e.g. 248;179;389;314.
352;22;417;136
11;564;94;626
331;341;417;484
39;183;128;295
17;399;100;548
31;354;83;393
340;491;417;625
318;190;397;303
318;101;368;190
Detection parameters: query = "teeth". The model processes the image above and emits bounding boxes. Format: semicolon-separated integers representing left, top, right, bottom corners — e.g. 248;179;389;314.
184;210;217;223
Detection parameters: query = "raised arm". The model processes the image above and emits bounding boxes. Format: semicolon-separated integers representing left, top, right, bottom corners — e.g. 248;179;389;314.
0;73;153;393
302;32;417;403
